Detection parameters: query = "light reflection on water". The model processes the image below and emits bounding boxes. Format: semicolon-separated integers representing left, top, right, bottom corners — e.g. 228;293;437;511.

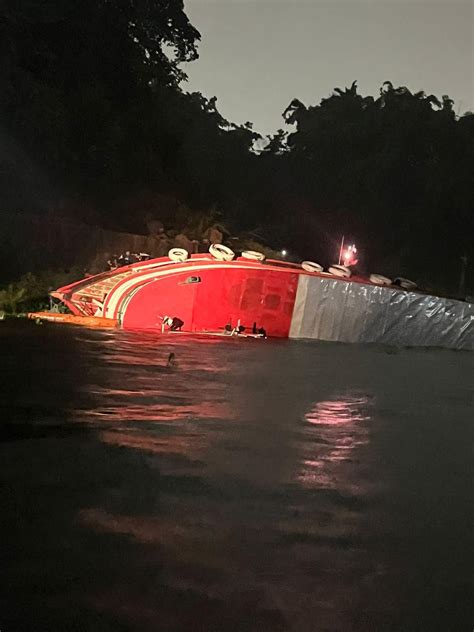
1;323;472;632
76;333;237;426
71;332;385;630
298;395;372;492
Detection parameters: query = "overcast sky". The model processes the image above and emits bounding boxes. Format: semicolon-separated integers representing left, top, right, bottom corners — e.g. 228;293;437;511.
183;0;473;137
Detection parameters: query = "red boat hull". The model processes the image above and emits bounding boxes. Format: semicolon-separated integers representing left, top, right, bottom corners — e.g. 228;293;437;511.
52;255;302;337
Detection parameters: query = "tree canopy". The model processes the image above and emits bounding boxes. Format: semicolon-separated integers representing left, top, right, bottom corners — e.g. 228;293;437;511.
279;81;473;286
0;1;472;293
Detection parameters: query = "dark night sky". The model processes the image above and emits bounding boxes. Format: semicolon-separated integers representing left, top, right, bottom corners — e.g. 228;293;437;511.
184;0;473;136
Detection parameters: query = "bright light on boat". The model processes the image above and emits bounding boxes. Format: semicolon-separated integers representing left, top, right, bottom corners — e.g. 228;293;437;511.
343;244;358;266
281;249;287;257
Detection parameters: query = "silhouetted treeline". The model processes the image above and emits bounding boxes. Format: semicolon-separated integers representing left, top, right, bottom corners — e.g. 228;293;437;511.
1;1;472;292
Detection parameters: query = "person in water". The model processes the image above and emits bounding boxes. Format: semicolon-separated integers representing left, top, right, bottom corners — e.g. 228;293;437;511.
118;251;134;266
170;317;184;331
163;315;184;331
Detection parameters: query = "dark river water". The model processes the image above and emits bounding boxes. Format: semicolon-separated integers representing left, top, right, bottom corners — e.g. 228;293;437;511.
0;321;472;632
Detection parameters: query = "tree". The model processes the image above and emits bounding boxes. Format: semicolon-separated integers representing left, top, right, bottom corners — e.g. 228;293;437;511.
0;0;200;199
267;81;473;288
0;284;26;313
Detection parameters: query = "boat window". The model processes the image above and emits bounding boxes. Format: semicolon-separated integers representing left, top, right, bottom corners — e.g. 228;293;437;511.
182;276;201;284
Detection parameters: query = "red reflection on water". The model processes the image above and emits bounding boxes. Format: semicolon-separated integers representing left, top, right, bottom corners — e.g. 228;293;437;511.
81;396;233;423
80;508;189;545
79;507;242;585
72;332;239;463
298;394;372;491
306;397;369;426
99;429;209;464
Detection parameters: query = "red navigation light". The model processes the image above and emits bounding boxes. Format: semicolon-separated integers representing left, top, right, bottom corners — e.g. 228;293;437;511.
343;244;358;266
338;238;359;267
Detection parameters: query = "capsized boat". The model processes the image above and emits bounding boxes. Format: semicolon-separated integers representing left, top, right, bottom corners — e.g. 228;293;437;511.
45;245;473;349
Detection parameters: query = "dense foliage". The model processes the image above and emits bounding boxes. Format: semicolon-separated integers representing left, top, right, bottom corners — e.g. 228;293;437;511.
1;1;472;293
